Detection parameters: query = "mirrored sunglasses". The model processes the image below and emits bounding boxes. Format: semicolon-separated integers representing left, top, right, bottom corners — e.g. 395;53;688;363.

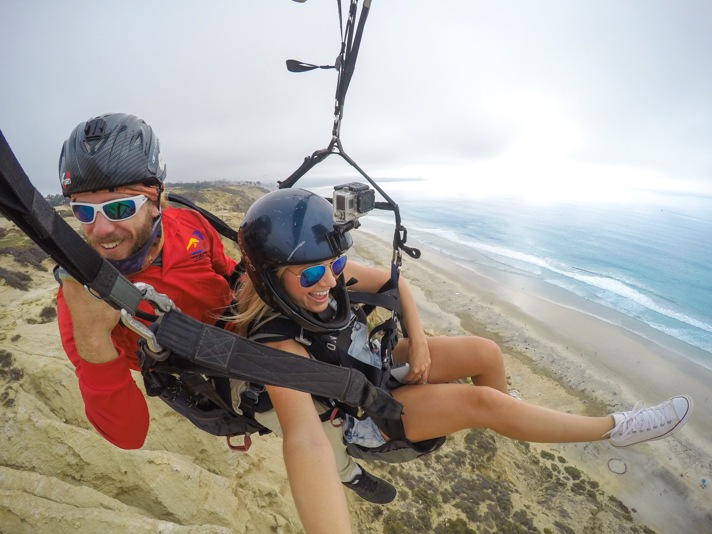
70;195;149;224
290;255;348;288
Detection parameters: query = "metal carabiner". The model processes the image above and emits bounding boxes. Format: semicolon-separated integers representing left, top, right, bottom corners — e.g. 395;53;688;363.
133;282;178;315
120;310;166;355
118;282;178;360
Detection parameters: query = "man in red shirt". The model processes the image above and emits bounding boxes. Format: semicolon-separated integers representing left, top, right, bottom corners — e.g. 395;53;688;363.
55;112;395;504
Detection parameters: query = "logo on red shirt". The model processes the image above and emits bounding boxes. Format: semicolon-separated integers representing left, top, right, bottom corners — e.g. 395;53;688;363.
186;230;207;260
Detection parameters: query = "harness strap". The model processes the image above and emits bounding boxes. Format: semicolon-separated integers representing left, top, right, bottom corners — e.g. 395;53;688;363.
348;287;401;316
279;1;420;262
226;434;252;452
350;281;404;350
180;373;234;413
0;131;142;314
152;310;404;422
166;193;238;242
332;0;371;139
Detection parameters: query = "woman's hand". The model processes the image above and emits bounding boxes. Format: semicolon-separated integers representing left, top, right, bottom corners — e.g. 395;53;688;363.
405;334;431;384
345;260;432;383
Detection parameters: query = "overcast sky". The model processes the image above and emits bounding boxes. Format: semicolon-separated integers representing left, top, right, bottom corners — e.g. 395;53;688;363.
1;1;711;202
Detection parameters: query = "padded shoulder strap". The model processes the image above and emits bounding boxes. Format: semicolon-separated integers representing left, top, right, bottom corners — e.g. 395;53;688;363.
152;310;403;421
348;277;400;314
248;313;302;344
166;193;238;242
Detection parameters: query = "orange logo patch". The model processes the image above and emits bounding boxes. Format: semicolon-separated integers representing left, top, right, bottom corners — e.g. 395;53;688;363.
186;230;206;259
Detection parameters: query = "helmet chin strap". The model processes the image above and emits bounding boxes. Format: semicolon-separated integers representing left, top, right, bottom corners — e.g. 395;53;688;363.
108;215;163;275
264;271;352;334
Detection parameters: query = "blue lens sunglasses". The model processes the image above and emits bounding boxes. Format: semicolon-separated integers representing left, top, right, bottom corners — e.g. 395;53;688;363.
287;255;348;288
70;195;149;224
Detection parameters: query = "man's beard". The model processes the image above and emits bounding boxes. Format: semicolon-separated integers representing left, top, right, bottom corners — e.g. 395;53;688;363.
106;215;163;276
83;208;162;275
86;212;154;257
128;215;155;256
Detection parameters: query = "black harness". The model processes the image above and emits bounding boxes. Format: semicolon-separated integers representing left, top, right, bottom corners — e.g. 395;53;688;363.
133;277;404;453
247;284;446;462
249;282;401;393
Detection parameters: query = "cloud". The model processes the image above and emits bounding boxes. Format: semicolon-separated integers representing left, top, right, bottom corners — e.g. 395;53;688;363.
1;1;711;198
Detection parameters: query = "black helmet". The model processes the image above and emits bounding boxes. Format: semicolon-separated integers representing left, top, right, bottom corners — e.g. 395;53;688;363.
58;113;166;197
238;188;353;333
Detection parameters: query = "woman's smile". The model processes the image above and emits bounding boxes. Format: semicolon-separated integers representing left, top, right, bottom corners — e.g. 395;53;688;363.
307;289;330;306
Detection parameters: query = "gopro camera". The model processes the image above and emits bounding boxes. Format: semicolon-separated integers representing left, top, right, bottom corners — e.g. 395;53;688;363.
332;182;375;222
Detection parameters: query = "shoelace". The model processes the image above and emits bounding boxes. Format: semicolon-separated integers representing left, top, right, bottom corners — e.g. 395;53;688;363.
348;473;377;492
609;401;675;439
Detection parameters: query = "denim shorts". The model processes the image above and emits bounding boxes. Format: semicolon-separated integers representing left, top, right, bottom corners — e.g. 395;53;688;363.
343;414;387;449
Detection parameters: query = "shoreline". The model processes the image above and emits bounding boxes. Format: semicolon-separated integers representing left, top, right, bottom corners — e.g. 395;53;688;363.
351;228;712;532
354;224;712;430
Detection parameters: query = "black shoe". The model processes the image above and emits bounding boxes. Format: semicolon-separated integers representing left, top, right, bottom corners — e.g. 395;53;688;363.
342;466;397;504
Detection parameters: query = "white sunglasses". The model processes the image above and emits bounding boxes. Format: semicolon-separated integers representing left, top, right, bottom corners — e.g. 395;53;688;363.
70;195;149;224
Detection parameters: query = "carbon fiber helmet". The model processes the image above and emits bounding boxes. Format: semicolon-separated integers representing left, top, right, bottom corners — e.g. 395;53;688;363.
238;188;354;333
58;113;166;197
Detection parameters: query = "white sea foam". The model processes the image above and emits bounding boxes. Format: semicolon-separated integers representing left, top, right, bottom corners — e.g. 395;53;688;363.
360;192;712;360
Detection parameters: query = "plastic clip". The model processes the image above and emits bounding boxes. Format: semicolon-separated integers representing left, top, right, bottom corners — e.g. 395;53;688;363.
330;407;344;427
226;433;252;452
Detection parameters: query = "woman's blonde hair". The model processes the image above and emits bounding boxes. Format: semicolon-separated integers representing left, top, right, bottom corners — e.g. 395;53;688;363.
232;266;288;336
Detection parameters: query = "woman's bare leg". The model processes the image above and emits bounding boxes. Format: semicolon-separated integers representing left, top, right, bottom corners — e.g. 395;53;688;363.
393;335;508;392
392;383;613;444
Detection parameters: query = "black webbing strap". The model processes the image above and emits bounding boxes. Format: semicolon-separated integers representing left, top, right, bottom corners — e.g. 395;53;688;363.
280;1;420;263
180;373;235;413
349;287;401;316
285;0;371;140
153;310;404;421
332;0;370;138
166;193;238;242
281;0;373;186
0;130;142;314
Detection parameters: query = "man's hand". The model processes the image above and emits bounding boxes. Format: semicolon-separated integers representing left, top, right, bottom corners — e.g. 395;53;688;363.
62;278;121;363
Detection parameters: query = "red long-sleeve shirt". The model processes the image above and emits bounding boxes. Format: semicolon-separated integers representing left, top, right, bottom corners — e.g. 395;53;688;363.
56;207;237;449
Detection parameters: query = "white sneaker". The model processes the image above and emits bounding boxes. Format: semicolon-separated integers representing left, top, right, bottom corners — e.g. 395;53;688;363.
607;395;693;447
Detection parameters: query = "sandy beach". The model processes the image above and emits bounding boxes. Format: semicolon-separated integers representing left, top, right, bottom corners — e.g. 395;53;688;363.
351;228;712;533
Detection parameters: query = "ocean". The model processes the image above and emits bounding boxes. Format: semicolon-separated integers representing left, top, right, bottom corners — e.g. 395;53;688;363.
321;180;712;371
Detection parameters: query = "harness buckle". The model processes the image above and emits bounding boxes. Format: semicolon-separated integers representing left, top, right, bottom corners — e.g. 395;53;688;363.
295;327;312;347
391;248;402;272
